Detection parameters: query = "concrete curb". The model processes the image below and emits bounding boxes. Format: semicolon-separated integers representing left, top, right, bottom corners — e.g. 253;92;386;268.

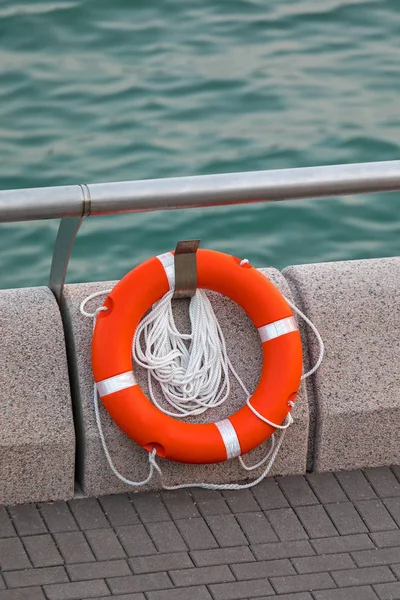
0;287;75;505
283;257;400;472
1;256;399;505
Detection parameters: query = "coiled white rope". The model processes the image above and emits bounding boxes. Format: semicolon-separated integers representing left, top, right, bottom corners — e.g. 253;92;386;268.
80;269;324;490
133;290;233;417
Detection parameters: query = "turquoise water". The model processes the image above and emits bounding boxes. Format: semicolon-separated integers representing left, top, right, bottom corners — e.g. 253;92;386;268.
1;0;400;289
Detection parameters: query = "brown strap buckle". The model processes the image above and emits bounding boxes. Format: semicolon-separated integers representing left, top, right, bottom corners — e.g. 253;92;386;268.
173;240;200;299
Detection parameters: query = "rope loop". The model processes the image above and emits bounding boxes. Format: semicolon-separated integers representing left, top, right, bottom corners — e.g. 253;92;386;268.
80;290;112;318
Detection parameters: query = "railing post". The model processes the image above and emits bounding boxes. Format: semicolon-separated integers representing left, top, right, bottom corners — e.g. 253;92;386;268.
48;184;91;490
49;184;91;304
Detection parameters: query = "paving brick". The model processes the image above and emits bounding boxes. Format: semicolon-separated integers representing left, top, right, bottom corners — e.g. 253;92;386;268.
0;508;16;538
39;502;78;533
311;533;375;555
249;595;313;600
355;500;398;532
325;502;368;535
147;586;212;600
265;508;308;541
146;520;187;553
270;572;335;594
107;572;172;595
205;514;248;547
99;495;139;527
0;537;31;570
68;498;109;530
160;490;200;519
292;553;355;573
252;540;315;560
352;547;400;567
210;578;274;599
306;472;347;504
190;488;230;516
390;563;400;578
191;546;254;567
130;551;193;574
8;505;46;536
116;524;157;557
374;581;400;600
44;579;110;599
235;512;278;544
296;505;338;538
232;558;295;579
335;471;376;501
103;595;144;600
277;475;319;507
170;564;234;586
222;489;260;513
85;528;126;560
251;478;289;510
370;530;400;548
332;566;395;587
313;587;378;600
175;517;218;550
23;534;63;567
130;492;170;523
67;559;131;581
0;589;46;600
383;497;400;527
4;566;68;588
54;531;95;563
393;465;400;482
364;467;400;498
254;595;314;600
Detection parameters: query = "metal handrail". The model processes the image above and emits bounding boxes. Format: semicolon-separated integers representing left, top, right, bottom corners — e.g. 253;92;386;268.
1;160;400;223
1;160;400;301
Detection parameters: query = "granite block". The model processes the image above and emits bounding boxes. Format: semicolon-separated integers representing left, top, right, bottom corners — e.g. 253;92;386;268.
63;265;308;496
0;286;74;505
283;258;400;472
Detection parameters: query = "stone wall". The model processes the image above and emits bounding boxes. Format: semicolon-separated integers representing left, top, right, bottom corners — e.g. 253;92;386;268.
1;257;399;504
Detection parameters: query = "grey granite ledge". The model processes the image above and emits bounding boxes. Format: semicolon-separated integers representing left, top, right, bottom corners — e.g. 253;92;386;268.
2;255;399;504
0;286;75;505
283;257;400;473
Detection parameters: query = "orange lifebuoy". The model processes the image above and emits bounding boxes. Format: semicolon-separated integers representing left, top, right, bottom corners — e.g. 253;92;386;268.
92;249;302;464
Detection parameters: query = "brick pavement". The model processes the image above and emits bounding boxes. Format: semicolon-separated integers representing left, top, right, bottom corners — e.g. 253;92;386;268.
0;467;400;599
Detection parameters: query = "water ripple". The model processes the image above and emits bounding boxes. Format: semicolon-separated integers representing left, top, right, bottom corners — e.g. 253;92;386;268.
0;0;400;288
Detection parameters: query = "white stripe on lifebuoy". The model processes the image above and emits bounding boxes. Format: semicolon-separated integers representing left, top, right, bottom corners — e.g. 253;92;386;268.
97;371;137;397
258;316;297;343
